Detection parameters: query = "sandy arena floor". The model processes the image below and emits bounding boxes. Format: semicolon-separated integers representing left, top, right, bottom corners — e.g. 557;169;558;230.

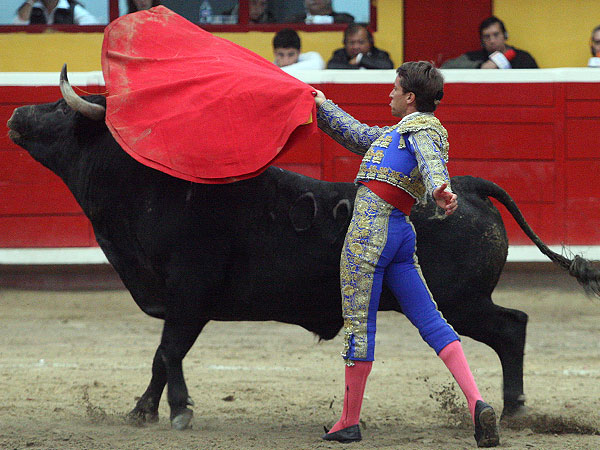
1;267;599;450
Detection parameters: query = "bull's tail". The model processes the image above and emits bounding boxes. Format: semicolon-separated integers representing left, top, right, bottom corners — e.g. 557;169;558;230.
471;176;600;299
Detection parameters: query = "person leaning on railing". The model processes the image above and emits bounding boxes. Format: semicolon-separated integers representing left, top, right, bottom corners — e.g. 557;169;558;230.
14;0;100;25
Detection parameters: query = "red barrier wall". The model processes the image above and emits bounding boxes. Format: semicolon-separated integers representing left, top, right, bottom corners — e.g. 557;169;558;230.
1;72;599;247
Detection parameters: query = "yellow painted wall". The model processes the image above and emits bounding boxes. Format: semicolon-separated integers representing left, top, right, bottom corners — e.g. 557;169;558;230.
2;0;598;72
0;0;402;72
0;31;102;72
494;0;599;68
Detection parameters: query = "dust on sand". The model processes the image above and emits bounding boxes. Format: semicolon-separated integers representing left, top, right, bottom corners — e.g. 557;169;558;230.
0;267;599;449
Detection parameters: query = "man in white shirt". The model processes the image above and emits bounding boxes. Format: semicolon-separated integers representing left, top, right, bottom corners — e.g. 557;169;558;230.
273;28;324;71
589;25;600;67
14;0;100;25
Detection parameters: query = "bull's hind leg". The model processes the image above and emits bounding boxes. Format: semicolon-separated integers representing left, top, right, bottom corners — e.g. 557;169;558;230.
448;300;528;418
128;319;208;429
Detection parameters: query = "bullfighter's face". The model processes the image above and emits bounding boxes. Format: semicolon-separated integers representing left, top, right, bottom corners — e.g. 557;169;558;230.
389;75;414;118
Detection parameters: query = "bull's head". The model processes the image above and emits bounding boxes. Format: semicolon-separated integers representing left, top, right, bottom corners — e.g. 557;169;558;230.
7;64;109;179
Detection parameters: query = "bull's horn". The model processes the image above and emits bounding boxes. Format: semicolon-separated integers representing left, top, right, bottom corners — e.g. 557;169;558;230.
59;64;106;121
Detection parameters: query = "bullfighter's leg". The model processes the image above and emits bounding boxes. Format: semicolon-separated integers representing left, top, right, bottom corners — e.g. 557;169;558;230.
384;217;499;447
324;188;392;443
443;301;528;418
128;319;208;429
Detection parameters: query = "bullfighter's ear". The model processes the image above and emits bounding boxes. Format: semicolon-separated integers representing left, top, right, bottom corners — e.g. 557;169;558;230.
289;192;317;232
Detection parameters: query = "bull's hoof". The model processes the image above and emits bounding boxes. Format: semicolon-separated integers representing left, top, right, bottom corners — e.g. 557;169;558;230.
501;397;528;419
171;408;193;430
127;407;159;426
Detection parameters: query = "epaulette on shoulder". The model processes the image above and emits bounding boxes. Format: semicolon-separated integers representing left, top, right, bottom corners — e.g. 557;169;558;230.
396;114;447;139
396;114;449;160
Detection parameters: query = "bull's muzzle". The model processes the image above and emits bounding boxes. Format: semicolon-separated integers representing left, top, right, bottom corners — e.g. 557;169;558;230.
7;108;23;142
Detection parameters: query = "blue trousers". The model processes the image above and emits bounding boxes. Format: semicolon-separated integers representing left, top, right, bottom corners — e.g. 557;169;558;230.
340;186;459;363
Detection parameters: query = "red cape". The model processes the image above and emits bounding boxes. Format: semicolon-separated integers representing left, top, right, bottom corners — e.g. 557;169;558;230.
101;6;316;183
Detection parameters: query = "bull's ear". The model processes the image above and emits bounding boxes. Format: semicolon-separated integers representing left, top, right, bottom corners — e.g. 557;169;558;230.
333;199;351;222
289;192;317;232
332;198;351;240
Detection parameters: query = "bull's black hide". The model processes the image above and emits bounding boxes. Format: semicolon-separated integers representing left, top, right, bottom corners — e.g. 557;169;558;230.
7;92;600;431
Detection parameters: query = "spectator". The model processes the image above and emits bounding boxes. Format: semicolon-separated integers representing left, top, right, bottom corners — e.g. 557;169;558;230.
267;0;303;23
286;0;353;24
442;16;537;69
204;0;268;23
588;25;600;67
194;0;240;24
14;0;100;25
327;23;394;69
128;0;161;13
249;0;273;23
273;28;324;71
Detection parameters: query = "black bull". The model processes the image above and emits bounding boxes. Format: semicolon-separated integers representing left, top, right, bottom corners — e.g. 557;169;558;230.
7;78;600;431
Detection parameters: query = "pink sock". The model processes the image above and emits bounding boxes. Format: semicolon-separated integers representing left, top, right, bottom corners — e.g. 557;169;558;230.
438;340;483;422
328;360;373;433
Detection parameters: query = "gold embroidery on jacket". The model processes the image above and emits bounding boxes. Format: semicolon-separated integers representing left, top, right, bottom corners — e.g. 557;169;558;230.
363;148;384;164
340;186;392;363
411;129;450;190
355;114;449;202
373;135;393;149
316;101;389;155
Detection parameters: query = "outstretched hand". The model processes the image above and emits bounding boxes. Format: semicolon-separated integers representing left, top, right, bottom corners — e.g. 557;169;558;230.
433;183;458;215
312;89;326;107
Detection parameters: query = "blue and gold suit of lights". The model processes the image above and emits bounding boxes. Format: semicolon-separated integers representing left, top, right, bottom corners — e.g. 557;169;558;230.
317;101;460;365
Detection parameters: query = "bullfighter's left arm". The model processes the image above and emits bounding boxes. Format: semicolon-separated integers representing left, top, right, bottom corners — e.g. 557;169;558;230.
409;129;451;196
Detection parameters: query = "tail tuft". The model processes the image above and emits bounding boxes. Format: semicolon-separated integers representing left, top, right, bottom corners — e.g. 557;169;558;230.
569;255;600;299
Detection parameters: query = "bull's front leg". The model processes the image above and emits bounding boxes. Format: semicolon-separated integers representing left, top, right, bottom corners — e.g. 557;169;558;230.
163;318;206;430
129;318;207;429
128;347;167;425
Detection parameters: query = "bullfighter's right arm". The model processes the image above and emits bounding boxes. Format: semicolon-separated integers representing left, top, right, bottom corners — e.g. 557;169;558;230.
317;100;390;155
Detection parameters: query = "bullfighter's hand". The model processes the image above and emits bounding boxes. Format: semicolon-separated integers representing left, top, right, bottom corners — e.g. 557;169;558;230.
312;89;327;107
433;183;458;215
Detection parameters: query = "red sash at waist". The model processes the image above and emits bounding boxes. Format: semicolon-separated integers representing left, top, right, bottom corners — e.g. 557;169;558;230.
360;180;415;215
